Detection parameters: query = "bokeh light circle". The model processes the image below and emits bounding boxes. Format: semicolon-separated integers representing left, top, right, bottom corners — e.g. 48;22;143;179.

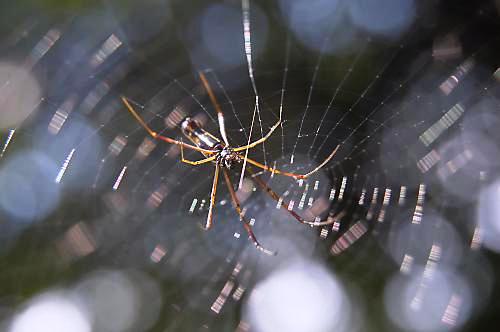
245;260;351;332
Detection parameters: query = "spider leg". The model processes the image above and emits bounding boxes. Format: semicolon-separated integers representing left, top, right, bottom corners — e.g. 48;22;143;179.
180;157;216;166
179;140;216;165
239;145;340;180
222;169;277;256
199;71;230;146
204;164;220;230
121;96;215;155
247;167;346;226
233;117;281;152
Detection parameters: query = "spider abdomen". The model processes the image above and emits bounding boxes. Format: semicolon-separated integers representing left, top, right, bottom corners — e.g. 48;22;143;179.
180;117;222;151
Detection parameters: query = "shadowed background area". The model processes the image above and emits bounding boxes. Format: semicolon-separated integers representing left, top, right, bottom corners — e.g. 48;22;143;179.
1;0;500;331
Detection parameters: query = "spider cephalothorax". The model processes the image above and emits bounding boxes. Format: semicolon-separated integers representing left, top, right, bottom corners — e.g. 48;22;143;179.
215;146;240;169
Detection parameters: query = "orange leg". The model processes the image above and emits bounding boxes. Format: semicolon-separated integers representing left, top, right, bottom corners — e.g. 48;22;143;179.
248;167;345;226
239;145;339;180
198;71;230;146
203;164;220;230
179;140;217;165
121;96;215;155
222;169;276;256
233;118;281;152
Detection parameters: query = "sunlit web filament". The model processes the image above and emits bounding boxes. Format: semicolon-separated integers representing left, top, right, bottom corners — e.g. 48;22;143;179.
0;129;15;158
239;0;260;189
55;148;76;184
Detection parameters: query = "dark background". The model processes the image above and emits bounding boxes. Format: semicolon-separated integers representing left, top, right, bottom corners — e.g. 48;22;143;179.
1;0;500;331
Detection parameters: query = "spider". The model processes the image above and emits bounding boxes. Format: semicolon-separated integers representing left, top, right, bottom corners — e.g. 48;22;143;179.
121;72;340;255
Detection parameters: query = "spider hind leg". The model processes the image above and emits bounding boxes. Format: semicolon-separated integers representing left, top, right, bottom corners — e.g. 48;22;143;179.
222;169;276;256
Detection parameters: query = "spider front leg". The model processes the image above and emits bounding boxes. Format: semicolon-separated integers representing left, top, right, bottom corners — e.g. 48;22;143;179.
233;117;281;152
240;145;340;180
199;71;230;146
222;169;276;256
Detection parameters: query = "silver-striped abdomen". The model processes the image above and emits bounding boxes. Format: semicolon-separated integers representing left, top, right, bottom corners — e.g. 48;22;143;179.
180;117;222;152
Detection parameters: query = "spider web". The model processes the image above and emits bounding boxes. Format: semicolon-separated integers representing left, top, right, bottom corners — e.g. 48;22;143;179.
1;1;500;331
